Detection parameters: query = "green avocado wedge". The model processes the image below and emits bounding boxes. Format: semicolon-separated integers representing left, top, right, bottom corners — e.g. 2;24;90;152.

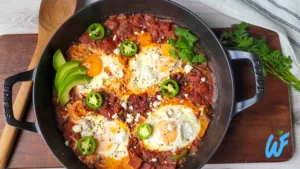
55;60;80;89
53;49;66;71
64;66;88;83
58;74;92;105
57;66;88;94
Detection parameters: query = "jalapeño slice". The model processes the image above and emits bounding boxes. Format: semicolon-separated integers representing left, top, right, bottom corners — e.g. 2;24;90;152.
137;123;153;140
120;40;138;56
77;136;96;155
85;91;103;109
88;23;105;40
170;149;188;160
161;79;179;98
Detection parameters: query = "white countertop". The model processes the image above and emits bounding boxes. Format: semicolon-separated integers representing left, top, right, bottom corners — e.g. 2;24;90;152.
0;0;299;168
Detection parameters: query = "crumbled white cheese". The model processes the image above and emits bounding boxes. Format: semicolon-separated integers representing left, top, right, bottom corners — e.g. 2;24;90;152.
121;102;127;109
147;112;151;117
156;95;162;100
72;125;81;133
153;101;158;108
65;141;69;146
126;114;134;123
141;30;144;34
151;158;157;162
201;77;206;82
80;120;93;137
113;48;120;55
135;113;141;122
167;124;174;131
157;102;161;105
112;113;118;119
184;64;193;74
180;100;184;103
167;109;174;116
129;105;133;111
184;94;188;98
113;35;117;41
134;31;138;35
149;102;153;108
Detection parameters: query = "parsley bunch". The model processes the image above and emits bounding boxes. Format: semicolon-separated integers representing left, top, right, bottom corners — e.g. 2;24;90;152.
221;22;300;91
168;28;206;66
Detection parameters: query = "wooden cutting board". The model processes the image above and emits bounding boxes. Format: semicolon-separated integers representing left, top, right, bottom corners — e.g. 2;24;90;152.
0;26;294;168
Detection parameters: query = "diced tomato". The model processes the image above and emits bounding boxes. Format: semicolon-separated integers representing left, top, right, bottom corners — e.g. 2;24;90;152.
129;152;143;169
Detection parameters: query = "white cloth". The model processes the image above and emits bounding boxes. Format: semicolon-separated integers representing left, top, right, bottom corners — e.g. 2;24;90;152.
198;0;300;80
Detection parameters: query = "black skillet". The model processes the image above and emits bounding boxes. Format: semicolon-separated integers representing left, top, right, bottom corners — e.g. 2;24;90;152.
2;0;264;168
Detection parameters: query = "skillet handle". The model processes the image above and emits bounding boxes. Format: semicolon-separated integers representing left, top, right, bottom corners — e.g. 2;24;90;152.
226;49;264;117
2;69;39;133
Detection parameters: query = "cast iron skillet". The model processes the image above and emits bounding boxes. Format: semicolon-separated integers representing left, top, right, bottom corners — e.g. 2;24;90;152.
2;0;264;168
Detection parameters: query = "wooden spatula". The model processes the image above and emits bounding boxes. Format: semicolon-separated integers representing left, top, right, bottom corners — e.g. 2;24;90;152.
0;0;76;168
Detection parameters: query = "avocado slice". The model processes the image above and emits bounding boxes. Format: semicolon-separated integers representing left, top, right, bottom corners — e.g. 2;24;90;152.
64;66;88;82
53;49;66;71
58;74;92;105
57;66;88;94
55;60;80;89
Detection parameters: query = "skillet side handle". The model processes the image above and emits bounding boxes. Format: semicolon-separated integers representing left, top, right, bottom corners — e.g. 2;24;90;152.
2;69;38;133
226;49;264;117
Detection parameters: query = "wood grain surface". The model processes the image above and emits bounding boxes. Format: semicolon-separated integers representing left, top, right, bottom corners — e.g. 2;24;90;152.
0;35;61;168
209;27;294;163
0;26;294;168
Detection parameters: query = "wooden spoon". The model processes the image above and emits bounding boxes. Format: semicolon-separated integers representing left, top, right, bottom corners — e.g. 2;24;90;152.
0;0;76;168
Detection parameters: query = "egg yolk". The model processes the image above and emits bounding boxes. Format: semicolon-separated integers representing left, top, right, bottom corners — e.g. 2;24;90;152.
81;54;103;77
102;156;132;169
137;32;152;47
161;43;172;57
97;131;114;152
156;120;177;143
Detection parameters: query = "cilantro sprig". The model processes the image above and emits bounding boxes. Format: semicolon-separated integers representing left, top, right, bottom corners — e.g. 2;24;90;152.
221;22;300;91
168;28;207;71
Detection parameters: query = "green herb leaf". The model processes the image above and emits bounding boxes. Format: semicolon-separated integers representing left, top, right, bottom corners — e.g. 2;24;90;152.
237;37;253;48
168;28;206;68
220;22;300;91
169;48;178;59
168;38;176;47
179;49;193;63
277;130;284;136
175;36;190;49
174;28;198;45
232;22;249;30
192;54;206;63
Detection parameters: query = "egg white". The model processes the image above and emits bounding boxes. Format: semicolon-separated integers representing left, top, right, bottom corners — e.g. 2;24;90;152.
76;43;185;100
78;115;130;160
141;104;201;152
76;54;124;95
128;45;183;95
